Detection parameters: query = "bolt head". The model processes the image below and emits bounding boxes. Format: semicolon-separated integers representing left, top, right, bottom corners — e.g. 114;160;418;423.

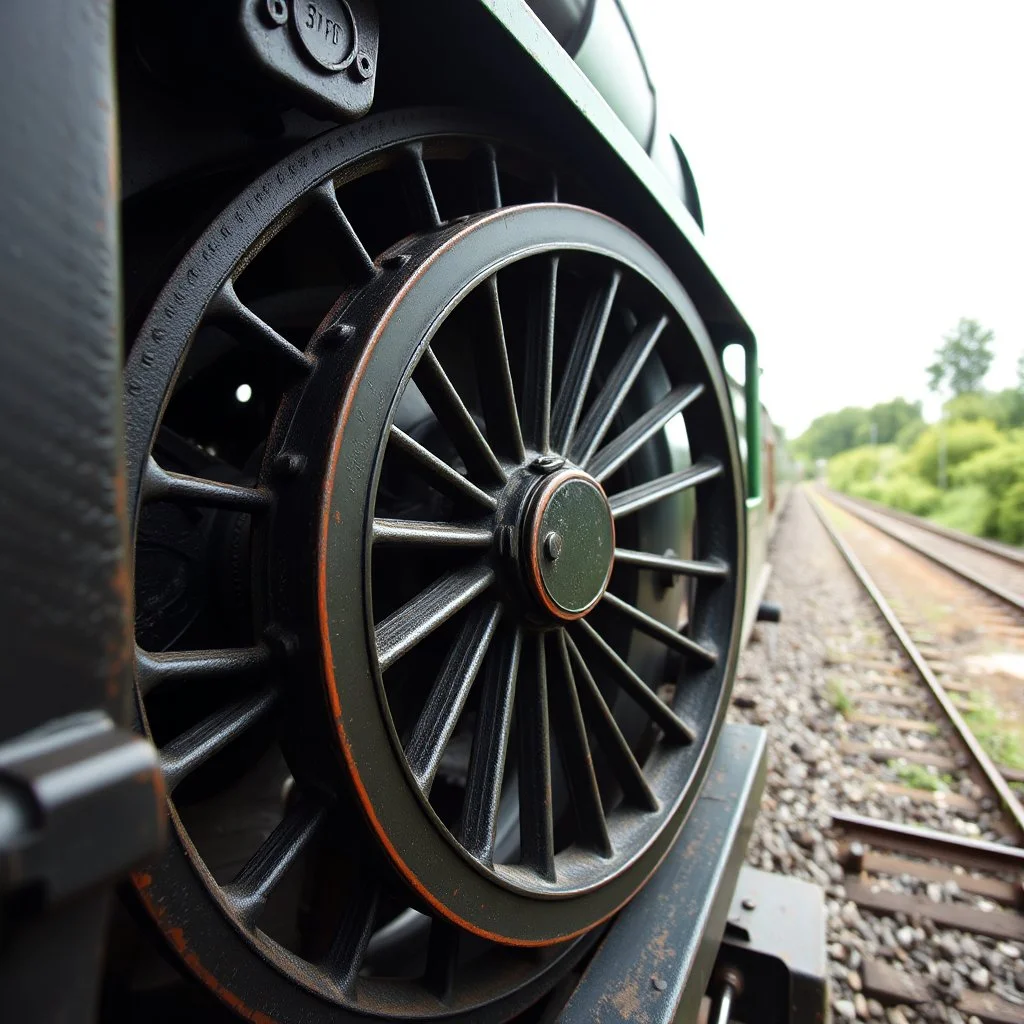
263;0;288;26
531;454;565;474
543;531;563;561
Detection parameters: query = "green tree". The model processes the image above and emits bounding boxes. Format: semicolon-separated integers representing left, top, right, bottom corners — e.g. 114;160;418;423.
793;406;869;460
927;319;995;396
853;397;923;446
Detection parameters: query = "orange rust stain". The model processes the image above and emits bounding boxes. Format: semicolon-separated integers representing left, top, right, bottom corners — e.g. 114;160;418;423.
131;872;278;1023
333;509;341;524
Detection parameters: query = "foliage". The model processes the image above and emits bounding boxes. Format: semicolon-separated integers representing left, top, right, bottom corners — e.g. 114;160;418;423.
795;398;923;461
962;697;1024;772
944;389;1024;430
927;318;995;396
902;419;1002;486
997;480;1024;544
949;436;1024;493
894;419;927;450
888;760;951;792
851;475;943;516
827;445;897;490
930;484;996;535
825;678;853;718
813;324;1024;545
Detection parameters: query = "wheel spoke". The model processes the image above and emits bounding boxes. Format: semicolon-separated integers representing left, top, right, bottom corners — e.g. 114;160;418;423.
136;644;270;696
548;631;611;857
475;144;502;210
565;635;658;812
608;457;722;519
551;271;621;453
208;278;313;373
573;620;695;744
404;601;502;792
223;801;325;926
461;624;522;863
424;918;461;1001
522;255;558;452
614;548;728;579
311;181;376;283
414;349;506;486
372;518;492;548
589;383;704;482
403;144;441;228
322;879;381;993
571;316;669;466
159;687;278;791
376;564;495;672
517;632;555;880
389;427;497;510
601;591;718;665
476;275;525;463
143;456;272;512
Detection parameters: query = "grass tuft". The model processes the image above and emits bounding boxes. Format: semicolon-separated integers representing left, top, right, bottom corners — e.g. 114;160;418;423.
826;677;854;718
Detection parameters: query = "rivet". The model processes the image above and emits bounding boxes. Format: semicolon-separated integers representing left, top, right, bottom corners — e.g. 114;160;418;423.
272;452;306;479
652;976;667;992
741;897;756;911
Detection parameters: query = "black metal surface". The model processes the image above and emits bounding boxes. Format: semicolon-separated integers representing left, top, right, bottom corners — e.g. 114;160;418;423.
717;866;830;1024
0;1;166;1021
558;722;767;1024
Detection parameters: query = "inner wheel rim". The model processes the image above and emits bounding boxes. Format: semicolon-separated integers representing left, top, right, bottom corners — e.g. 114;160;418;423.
274;202;745;943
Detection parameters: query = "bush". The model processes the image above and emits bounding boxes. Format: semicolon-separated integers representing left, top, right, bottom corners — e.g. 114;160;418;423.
950;435;1024;494
894;419;926;450
903;419;1002;485
931;484;997;536
997;480;1024;544
874;475;943;516
827;445;899;491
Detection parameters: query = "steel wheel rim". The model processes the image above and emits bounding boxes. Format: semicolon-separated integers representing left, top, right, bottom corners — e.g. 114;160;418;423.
275;203;744;943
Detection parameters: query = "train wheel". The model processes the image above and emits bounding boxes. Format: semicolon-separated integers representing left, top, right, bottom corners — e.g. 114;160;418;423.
124;109;745;1021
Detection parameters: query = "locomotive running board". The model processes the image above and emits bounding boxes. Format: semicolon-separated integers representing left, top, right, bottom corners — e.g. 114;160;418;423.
560;723;769;1024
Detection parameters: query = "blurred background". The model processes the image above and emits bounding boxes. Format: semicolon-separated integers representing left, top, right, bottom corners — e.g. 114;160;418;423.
629;1;1024;543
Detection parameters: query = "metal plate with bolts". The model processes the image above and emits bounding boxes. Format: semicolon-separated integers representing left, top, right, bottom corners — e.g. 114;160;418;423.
717;866;830;1024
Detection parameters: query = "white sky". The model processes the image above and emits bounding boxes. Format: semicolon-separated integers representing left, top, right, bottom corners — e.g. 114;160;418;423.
627;1;1024;436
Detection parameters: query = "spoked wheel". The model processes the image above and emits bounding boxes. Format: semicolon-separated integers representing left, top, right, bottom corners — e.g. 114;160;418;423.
123;111;745;1022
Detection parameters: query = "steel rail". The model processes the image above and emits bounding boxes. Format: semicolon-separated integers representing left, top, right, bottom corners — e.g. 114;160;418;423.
835;489;1024;567
831;812;1024;875
824;488;1024;613
808;488;1024;841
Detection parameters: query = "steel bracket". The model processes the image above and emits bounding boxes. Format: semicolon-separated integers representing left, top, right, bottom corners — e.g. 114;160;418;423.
0;712;165;905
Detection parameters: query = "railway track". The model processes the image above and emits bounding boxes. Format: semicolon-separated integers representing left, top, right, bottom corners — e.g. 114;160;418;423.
827;489;1024;614
807;487;1024;1021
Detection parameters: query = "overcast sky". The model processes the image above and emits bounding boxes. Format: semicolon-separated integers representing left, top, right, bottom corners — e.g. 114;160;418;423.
627;1;1024;436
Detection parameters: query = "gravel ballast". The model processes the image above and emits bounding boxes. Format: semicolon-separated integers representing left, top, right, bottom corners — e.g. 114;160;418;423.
727;489;1024;1022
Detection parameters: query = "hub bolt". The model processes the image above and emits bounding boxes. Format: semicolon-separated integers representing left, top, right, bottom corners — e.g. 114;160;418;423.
531;454;565;474
544;531;563;561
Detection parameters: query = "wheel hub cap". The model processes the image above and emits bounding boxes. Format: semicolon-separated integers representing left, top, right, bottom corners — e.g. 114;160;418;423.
524;470;614;620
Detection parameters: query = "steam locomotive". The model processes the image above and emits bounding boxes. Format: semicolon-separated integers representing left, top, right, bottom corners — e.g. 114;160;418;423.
0;2;821;1021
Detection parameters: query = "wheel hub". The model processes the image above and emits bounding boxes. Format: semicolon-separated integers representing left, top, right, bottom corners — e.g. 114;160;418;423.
521;469;614;620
